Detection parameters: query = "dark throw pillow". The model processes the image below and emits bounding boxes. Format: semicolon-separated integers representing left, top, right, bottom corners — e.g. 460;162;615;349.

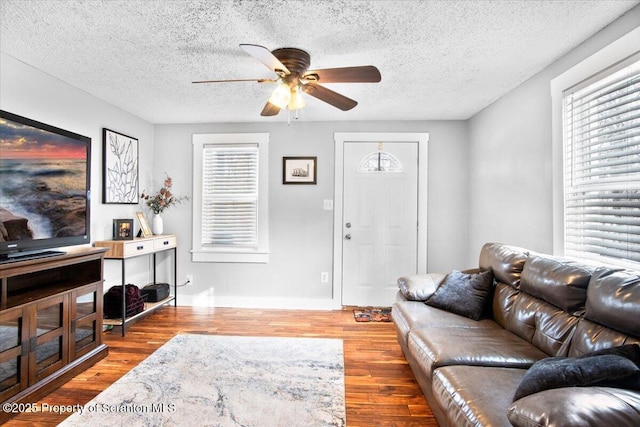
581;343;640;367
513;353;640;401
425;269;494;321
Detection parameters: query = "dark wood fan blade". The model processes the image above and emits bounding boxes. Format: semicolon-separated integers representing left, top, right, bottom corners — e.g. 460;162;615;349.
240;44;290;75
192;78;275;84
261;101;281;116
301;83;358;111
303;66;381;83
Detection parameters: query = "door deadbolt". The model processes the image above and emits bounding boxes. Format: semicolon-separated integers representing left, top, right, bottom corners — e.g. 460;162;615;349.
345;222;351;228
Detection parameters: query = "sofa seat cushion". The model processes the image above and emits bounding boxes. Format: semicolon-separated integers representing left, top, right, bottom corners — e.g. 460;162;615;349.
392;301;499;344
407;327;548;378
432;365;526;427
508;387;640;427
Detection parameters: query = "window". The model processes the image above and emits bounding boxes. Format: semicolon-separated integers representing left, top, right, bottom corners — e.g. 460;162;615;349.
192;133;269;263
562;54;640;268
357;151;404;173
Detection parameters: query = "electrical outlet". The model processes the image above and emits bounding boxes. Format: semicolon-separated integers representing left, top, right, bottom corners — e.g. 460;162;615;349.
185;274;193;286
320;272;329;283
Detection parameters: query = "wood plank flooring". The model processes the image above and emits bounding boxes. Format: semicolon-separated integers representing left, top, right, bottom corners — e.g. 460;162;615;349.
3;306;436;426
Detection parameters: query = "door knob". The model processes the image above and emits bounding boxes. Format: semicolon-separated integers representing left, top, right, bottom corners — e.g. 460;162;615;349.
344;234;351;240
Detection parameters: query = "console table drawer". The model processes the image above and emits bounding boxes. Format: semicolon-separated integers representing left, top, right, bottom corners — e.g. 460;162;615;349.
154;236;177;250
121;240;154;257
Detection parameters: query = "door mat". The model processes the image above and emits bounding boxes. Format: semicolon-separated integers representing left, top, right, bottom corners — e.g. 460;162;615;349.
353;307;392;322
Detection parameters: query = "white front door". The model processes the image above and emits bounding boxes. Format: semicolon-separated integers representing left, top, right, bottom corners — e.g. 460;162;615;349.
341;141;419;307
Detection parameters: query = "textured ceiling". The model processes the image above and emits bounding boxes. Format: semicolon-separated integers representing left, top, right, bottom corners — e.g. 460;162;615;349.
1;0;638;124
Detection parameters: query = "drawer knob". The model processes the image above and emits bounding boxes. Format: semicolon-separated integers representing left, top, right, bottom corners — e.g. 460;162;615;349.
163;241;169;245
137;245;144;250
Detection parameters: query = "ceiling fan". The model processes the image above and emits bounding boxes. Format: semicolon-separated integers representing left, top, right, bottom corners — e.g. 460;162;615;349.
192;44;382;117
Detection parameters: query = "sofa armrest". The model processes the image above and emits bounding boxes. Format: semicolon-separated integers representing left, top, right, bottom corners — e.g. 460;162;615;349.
508;387;640;427
397;273;447;301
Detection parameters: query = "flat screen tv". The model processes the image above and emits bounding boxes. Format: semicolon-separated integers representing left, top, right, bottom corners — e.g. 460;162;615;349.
0;110;91;262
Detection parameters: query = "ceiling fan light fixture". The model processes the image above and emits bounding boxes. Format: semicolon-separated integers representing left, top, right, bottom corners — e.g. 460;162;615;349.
268;82;291;109
288;85;306;110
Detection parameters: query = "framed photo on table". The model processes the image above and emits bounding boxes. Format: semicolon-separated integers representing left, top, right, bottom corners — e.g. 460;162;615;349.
135;211;153;237
283;156;317;185
113;219;134;240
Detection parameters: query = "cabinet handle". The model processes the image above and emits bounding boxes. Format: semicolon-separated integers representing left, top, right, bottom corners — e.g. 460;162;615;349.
137;245;144;251
163;241;169;245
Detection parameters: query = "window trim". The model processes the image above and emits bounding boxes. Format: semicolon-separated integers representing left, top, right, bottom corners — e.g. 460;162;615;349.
551;27;640;261
192;133;269;263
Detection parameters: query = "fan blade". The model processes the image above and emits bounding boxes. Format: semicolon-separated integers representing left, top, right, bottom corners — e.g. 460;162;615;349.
240;44;290;75
301;83;358;111
304;66;381;83
261;101;281;116
192;78;275;84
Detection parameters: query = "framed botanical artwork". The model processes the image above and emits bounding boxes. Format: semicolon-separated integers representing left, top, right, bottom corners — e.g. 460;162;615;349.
113;219;134;240
283;156;317;185
135;211;153;237
103;128;139;204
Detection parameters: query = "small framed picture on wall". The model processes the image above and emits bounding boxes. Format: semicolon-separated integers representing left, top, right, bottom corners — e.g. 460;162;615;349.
113;219;134;240
283;156;317;185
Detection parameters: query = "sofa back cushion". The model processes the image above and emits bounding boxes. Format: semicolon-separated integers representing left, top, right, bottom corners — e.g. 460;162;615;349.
585;267;640;336
490;253;592;357
520;256;594;315
493;283;581;357
478;243;529;288
568;267;640;356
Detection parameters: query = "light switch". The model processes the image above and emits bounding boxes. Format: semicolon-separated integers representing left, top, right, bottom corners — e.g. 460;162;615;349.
323;199;333;210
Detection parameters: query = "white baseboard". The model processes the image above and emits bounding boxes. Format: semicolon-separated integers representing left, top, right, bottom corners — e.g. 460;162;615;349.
178;294;339;310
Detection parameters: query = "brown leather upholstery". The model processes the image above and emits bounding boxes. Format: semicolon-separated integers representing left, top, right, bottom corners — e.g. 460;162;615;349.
392;242;640;427
478;242;528;288
507;387;640;427
585;267;640;336
519;255;593;314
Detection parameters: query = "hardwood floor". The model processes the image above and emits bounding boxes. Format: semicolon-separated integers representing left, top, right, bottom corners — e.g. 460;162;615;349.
4;306;436;426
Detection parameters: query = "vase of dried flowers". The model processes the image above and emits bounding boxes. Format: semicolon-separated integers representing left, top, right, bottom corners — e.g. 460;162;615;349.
140;173;189;235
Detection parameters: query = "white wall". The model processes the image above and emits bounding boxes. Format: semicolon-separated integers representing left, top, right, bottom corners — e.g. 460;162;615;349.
1;51;468;309
154;120;468;308
0;53;156;288
466;6;640;266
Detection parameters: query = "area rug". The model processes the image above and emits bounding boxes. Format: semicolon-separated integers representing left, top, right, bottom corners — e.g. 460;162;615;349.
59;334;345;427
353;307;392;322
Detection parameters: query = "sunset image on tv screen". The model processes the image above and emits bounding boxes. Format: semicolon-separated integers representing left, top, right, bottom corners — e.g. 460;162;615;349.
0;117;88;242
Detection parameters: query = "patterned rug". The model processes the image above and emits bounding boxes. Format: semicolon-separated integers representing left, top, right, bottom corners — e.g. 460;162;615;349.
59;335;345;427
353;307;392;322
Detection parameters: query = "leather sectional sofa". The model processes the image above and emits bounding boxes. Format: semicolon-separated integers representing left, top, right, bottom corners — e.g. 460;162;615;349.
392;242;640;427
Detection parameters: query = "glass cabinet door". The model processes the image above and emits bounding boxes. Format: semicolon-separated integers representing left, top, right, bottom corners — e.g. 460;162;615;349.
0;307;29;402
70;284;100;360
30;295;68;383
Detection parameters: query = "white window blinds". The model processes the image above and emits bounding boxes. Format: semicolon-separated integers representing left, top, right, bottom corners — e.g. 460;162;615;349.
563;54;640;268
202;144;259;248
